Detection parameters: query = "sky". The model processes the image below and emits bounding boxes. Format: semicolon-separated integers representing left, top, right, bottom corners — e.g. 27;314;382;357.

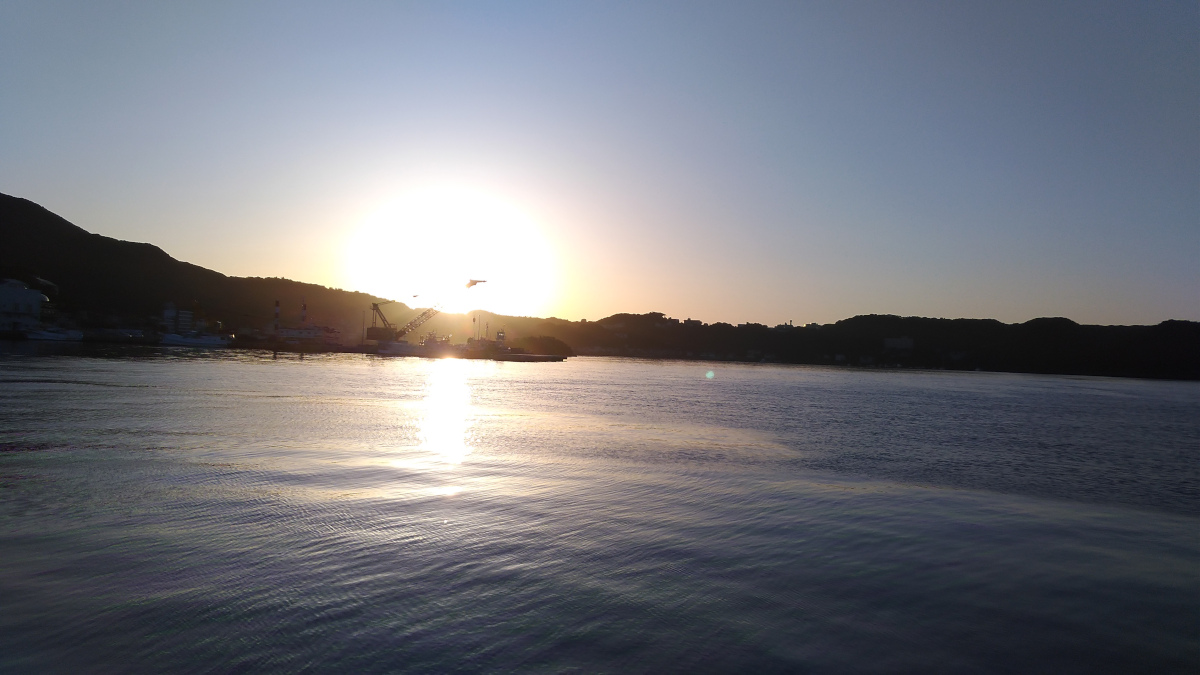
1;1;1196;324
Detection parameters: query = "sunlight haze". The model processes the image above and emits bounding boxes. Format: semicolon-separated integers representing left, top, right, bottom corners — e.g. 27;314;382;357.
1;1;1196;324
344;185;560;317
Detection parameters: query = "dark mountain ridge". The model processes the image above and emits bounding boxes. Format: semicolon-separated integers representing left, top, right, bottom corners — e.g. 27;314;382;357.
2;192;1196;378
0;193;398;334
516;311;1197;380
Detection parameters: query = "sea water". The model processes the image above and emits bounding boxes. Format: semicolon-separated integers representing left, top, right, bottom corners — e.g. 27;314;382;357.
0;350;1197;673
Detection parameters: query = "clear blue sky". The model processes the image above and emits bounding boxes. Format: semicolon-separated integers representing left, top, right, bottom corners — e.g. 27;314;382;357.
2;1;1196;324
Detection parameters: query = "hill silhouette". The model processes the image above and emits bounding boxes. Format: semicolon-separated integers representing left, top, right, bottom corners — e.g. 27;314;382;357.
0;193;400;336
494;311;1197;380
2;192;1196;378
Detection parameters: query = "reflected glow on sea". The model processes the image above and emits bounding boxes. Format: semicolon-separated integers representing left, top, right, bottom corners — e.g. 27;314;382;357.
1;350;1197;673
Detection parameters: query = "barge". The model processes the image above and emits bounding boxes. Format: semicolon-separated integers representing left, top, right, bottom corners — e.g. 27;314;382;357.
375;329;566;362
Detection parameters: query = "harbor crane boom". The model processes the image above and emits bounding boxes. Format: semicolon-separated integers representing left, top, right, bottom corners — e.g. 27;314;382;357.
364;281;481;343
365;301;440;342
395;306;440;338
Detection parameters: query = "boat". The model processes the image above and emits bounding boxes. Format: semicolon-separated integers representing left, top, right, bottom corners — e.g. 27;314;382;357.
375;330;565;362
366;300;566;363
376;331;460;358
491;352;566;362
462;332;566;361
161;332;231;348
376;340;423;356
25;329;83;341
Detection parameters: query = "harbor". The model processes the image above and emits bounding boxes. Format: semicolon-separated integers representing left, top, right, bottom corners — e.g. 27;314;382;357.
366;299;567;362
1;279;569;361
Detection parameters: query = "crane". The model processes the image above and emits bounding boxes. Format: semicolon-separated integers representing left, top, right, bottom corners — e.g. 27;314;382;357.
364;300;442;342
364;280;484;343
365;301;398;341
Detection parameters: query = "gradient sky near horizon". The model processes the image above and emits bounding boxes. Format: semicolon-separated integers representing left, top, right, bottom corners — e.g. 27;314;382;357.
2;1;1196;324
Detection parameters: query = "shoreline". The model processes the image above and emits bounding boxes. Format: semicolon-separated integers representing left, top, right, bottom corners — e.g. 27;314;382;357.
2;339;1197;382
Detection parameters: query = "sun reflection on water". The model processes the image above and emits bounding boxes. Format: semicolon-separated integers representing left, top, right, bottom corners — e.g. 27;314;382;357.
418;358;474;466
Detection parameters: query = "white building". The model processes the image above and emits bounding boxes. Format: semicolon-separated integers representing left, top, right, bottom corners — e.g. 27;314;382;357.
162;303;194;333
0;279;49;332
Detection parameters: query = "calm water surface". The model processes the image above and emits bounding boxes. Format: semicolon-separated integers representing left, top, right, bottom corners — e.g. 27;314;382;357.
1;350;1197;673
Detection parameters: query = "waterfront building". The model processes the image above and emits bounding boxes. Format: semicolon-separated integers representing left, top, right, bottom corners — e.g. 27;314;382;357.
0;279;49;332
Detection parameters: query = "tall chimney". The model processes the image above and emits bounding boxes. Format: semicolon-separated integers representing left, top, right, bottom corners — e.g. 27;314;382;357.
274;300;280;333
301;298;307;325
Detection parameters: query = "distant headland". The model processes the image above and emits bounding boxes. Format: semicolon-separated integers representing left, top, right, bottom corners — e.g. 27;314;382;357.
2;192;1197;380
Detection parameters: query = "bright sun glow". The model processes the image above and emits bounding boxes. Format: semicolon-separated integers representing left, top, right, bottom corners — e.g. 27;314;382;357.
344;185;559;316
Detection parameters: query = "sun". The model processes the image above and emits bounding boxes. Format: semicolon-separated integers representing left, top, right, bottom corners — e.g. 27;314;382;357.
343;185;560;316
